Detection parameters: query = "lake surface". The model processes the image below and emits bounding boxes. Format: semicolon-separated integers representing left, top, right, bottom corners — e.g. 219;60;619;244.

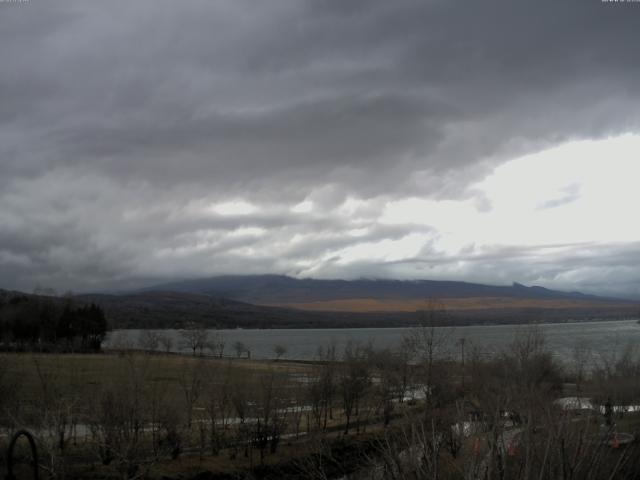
105;319;640;365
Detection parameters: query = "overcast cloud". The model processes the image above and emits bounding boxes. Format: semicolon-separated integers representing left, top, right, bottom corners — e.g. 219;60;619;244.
1;0;640;298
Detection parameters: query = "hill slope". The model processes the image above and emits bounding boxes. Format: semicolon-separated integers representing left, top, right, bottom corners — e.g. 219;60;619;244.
143;275;619;306
76;291;418;329
2;286;637;329
78;289;639;329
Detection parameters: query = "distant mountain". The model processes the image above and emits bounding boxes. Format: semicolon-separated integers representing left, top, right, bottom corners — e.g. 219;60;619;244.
76;288;640;329
77;291;333;329
3;285;638;330
142;275;618;305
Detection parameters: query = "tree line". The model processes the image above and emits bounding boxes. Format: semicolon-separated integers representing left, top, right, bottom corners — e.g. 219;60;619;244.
0;293;108;352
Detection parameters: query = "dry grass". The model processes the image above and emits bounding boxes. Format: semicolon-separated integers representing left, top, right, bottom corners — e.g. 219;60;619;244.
268;296;633;313
1;352;312;409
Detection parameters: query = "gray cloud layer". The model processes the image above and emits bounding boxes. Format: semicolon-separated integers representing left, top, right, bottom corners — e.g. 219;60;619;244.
1;0;640;296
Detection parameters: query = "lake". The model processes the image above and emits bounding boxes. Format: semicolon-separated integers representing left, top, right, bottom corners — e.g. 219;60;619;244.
105;319;640;365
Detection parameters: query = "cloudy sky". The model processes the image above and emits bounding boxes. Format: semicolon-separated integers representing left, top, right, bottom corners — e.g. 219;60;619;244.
1;0;640;298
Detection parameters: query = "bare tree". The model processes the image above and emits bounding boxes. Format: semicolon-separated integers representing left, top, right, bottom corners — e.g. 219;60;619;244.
592;339;640;410
180;323;208;356
32;355;83;478
370;349;400;427
458;337;467;393
204;363;234;455
253;369;288;462
137;330;159;353
206;331;226;358
288;379;307;440
0;355;21;434
177;358;205;428
570;338;592;396
158;333;174;354
314;343;338;430
89;353;150;480
233;341;246;358
229;371;254;459
147;373;169;460
273;344;287;360
339;341;371;435
404;299;454;406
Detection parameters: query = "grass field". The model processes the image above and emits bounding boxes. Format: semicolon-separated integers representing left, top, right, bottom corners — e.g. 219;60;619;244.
0;351;418;479
1;351;311;409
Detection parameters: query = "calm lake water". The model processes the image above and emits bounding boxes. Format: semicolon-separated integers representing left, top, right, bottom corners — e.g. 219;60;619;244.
105;319;640;365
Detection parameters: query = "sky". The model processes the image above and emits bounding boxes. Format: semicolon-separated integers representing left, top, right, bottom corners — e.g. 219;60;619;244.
1;0;640;298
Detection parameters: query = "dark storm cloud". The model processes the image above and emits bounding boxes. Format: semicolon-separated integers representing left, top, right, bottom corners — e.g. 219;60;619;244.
1;0;640;293
4;0;639;190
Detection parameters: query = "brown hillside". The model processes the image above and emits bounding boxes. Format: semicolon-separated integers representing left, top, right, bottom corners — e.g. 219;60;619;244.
266;297;635;313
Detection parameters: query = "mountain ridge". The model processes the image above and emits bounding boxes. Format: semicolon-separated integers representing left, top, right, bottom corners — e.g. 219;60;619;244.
139;274;623;305
2;284;638;330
